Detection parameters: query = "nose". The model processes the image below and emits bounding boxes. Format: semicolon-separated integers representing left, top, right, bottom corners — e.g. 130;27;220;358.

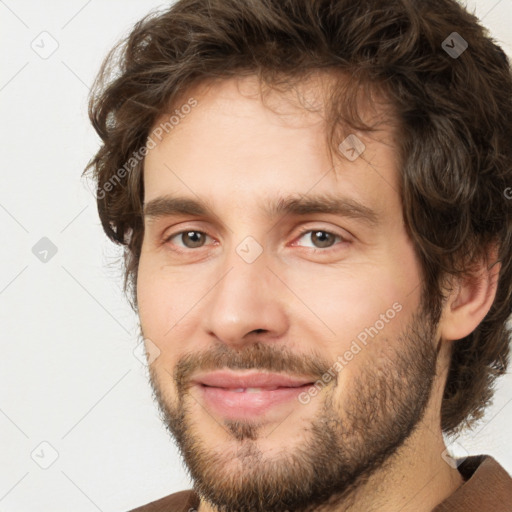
199;245;289;348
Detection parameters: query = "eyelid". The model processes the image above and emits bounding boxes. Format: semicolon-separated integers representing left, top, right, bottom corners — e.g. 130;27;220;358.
162;224;351;252
161;221;212;242
290;225;351;250
292;224;351;240
163;229;215;247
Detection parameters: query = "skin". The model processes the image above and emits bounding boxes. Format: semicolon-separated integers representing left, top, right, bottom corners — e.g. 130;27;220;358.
136;75;500;511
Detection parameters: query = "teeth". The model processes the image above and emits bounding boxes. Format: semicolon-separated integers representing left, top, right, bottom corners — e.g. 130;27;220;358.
229;387;279;393
246;387;263;393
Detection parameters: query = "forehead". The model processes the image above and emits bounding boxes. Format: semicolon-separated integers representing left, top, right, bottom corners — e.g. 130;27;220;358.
142;75;401;223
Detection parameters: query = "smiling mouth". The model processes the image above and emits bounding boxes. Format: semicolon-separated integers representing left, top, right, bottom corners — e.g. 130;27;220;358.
196;382;315;419
202;385;310;392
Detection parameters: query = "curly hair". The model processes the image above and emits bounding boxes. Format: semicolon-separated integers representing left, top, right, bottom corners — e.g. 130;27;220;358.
83;0;512;435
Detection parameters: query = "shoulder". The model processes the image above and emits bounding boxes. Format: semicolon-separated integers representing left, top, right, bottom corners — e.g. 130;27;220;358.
433;455;512;511
127;489;200;512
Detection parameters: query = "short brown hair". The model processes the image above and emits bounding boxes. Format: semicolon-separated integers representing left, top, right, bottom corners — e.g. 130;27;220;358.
84;0;512;435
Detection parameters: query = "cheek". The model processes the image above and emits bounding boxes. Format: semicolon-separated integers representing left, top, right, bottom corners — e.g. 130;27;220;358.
284;262;406;342
136;255;185;350
137;272;181;377
289;261;419;379
137;257;164;331
136;254;210;367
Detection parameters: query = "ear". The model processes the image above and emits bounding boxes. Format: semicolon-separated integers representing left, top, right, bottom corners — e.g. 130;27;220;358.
439;244;501;341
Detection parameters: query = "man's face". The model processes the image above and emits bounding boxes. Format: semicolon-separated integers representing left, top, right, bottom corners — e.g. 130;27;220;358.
137;76;441;511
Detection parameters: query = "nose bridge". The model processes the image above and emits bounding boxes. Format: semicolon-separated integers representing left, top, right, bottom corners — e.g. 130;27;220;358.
200;238;289;345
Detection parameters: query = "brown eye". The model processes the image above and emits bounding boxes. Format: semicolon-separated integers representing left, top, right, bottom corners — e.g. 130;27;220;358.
182;231;206;248
295;229;345;250
310;230;336;248
166;230;210;249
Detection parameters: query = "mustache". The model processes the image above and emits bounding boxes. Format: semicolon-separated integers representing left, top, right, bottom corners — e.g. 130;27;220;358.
173;341;334;392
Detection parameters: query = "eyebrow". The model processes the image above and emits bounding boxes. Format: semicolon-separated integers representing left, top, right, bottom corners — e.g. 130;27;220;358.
143;193;380;227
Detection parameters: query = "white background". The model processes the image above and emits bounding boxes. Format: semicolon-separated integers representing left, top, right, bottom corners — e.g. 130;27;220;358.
1;1;511;510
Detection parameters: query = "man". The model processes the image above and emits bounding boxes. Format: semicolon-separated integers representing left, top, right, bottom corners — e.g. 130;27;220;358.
84;0;512;510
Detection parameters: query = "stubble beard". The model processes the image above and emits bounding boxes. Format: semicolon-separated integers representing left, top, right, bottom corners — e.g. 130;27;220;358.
147;303;440;512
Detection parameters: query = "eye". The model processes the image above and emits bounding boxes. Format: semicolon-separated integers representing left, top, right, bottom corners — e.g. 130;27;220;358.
165;230;213;249
293;228;348;250
162;227;349;254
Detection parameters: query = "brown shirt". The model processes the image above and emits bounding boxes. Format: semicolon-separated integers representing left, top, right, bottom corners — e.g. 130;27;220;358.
128;455;512;511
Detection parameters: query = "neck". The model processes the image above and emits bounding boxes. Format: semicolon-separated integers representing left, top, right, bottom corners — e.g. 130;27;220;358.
333;422;464;512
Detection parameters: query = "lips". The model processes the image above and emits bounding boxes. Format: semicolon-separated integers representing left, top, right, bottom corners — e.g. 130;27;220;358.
191;370;316;419
193;370;315;390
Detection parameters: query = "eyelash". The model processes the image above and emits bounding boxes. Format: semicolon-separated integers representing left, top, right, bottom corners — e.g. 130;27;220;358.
163;226;349;254
293;226;348;250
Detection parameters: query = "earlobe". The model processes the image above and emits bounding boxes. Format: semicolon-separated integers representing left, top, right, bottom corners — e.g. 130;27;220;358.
439;246;501;342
